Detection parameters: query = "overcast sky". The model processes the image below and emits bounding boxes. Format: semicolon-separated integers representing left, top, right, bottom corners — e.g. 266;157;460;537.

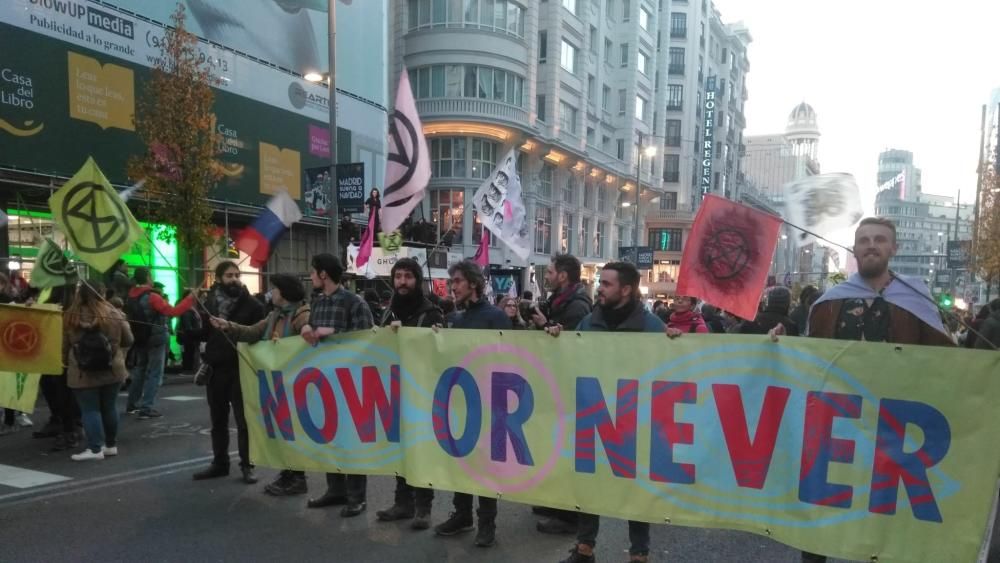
713;0;1000;215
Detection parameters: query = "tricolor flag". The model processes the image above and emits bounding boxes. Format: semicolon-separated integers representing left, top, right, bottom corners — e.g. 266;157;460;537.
235;191;302;268
381;70;431;235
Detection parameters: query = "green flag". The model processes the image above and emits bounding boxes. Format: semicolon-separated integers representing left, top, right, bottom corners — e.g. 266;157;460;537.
29;238;76;289
49;157;144;273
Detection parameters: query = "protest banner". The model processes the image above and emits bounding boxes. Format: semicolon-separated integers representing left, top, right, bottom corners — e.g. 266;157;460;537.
0;303;63;374
239;330;1000;563
0;372;42;412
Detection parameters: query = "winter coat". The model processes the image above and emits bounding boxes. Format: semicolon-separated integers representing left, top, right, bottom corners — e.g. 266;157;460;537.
578;302;665;333
734;311;800;336
64;308;133;389
808;300;954;346
449;298;512;330
227;302;311;343
667;310;709;334
975;310;1000;351
380;296;444;328
200;285;266;372
544;283;593;330
127;286;195;345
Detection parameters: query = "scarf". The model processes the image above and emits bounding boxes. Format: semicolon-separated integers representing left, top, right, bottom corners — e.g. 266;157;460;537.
550;283;582;311
263;303;300;340
600;299;638;330
215;288;238;320
811;273;947;335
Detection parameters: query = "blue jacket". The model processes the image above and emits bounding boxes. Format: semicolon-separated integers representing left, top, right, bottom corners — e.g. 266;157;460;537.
449;298;512;330
577;302;665;333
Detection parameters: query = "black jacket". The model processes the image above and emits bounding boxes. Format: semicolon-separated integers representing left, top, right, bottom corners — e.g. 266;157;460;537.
544;283;593;330
975;310;1000;350
449;298;512;330
381;295;444;328
200;285;265;372
734;310;800;336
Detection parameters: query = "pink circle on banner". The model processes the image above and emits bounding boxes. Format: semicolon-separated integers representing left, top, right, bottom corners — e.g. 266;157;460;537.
454;344;567;493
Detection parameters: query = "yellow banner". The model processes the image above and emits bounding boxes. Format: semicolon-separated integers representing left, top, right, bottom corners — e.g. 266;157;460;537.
0;372;42;412
240;329;1000;563
0;303;63;374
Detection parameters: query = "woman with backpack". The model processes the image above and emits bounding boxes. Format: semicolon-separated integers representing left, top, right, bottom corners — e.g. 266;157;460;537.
64;282;133;461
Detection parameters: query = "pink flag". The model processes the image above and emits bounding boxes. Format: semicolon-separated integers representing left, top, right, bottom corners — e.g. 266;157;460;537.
356;205;376;269
381;70;431;235
474;228;490;267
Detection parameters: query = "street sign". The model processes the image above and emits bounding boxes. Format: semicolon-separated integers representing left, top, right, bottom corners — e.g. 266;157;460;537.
947;240;971;270
619;246;654;269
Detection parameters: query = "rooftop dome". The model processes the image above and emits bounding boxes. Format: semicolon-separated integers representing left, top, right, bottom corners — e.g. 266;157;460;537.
786;102;820;137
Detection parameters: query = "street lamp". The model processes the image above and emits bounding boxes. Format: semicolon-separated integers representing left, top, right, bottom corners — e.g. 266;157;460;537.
633;139;657;264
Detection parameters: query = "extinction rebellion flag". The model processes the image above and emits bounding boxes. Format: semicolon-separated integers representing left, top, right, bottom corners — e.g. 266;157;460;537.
676;195;782;321
28;238;76;289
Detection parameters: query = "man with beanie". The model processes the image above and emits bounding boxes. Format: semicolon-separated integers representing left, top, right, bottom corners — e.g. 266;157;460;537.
192;261;265;484
732;286;799;336
374;258;443;530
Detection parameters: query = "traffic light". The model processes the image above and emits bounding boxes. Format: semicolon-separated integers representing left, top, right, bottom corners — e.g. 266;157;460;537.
938;293;953;309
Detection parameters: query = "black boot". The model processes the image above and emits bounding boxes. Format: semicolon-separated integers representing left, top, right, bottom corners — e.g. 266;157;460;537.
340;501;367;518
307;491;349;508
376;503;415;521
474;517;496;547
193;464;230;480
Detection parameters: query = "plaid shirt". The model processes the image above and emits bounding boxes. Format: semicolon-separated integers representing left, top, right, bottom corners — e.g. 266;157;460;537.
308;287;374;332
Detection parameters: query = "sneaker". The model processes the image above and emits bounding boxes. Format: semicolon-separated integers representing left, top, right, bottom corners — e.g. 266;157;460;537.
411;510;432;530
137;408;162;420
71;449;105;461
376;504;416;521
434;512;475;536
474;523;496;547
559;546;596;563
125;406;139;415
15;413;33;428
102;446;119;457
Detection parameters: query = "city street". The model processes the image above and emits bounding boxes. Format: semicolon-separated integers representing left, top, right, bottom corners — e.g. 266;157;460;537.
0;377;992;562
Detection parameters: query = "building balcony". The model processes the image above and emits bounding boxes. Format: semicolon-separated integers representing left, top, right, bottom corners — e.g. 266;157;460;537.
646;205;695;221
416;98;531;129
668;64;685;76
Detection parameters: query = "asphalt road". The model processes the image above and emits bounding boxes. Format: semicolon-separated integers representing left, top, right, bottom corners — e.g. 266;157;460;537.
0;379;996;562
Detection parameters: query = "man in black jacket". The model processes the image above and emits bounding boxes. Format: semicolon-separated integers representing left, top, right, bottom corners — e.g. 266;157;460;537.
374;258;443;530
434;260;511;548
531;254;593;333
192;261;265;484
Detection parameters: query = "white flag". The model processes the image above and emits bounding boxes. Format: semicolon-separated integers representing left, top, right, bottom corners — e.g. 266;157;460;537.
381;70;431;235
118;179;146;203
783;173;864;246
473;148;531;260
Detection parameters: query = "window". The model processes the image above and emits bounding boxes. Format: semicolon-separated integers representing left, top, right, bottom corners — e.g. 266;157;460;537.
560;102;579;134
635;95;646;120
639;6;651;30
602;135;611;152
589;25;598;53
670;12;687;38
596;222;607;257
586;126;596;144
597;184;607;212
535;204;552;254
430;137;467;177
563;176;575;203
665;119;681;146
408;0;524;37
580;217;591;256
618;224;628;247
538;30;548;63
620;42;629;66
660;191;678;210
562;0;578;14
537;94;547;122
602;85;611;110
471;138;497;179
604;38;613;64
669;47;685;74
561;40;578;73
649;228;682;251
587;74;596;102
622;0;630;20
618;88;626;114
584;182;595;207
431;189;465;243
637;50;649;75
409;64;524;106
616;138;625;160
606;0;614;19
663;154;680;182
561;213;575;253
667;84;683;110
539;163;554;199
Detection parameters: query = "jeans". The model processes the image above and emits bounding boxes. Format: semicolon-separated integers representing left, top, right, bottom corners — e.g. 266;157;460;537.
206;368;249;468
74;383;120;453
577;513;650;556
393;476;434;511
323;473;366;504
452;493;497;521
127;340;166;411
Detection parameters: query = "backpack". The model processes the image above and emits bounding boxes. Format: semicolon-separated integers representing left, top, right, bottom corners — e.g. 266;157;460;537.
126;293;152;347
73;326;113;372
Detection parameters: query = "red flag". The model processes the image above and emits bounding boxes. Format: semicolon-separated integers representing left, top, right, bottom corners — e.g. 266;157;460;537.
356;205;376;268
474;228;490;267
676;195;782;321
